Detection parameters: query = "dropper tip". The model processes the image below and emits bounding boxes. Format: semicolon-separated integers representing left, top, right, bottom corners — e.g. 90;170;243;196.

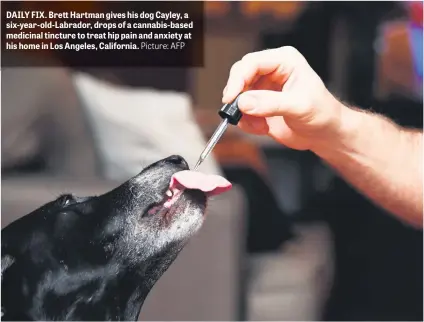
193;159;202;171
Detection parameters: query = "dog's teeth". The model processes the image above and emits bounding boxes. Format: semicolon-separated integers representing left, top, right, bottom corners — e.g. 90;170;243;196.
166;190;173;197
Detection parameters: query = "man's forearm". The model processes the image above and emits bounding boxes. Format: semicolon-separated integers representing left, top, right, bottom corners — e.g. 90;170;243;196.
314;105;423;227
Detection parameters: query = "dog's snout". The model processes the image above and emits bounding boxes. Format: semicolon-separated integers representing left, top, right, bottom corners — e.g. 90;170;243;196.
165;155;189;169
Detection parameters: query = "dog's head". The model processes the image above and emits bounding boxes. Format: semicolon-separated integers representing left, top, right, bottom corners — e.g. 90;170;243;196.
97;154;210;265
1;155;231;320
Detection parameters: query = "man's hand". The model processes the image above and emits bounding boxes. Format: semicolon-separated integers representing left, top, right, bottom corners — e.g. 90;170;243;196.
222;46;344;152
223;46;423;227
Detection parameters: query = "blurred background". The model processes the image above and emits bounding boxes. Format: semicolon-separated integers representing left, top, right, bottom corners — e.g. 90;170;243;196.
1;1;423;321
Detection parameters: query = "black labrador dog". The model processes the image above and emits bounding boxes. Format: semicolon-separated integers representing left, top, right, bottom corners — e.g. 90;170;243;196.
1;155;231;321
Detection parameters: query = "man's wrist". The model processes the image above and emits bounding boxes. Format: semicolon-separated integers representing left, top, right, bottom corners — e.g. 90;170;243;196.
312;102;363;161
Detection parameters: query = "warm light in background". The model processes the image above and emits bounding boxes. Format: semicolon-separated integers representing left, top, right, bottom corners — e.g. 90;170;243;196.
204;1;304;19
407;1;423;26
240;1;304;19
205;1;231;17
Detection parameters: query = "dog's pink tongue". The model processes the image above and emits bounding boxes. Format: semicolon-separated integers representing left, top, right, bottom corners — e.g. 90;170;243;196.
170;171;232;196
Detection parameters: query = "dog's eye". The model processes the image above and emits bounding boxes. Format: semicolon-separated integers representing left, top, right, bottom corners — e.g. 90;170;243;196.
58;194;76;207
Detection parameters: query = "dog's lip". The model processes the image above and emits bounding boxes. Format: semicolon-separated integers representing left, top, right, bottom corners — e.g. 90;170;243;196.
145;185;184;217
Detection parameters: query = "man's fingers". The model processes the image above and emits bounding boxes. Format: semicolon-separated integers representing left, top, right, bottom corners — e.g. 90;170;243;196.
237;90;310;119
223;52;279;103
222;46;300;103
238;115;269;135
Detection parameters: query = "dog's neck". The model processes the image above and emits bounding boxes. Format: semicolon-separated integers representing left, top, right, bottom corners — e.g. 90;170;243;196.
106;246;183;321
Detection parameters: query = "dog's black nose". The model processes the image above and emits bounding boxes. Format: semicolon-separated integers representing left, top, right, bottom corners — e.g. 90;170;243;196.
166;155;189;169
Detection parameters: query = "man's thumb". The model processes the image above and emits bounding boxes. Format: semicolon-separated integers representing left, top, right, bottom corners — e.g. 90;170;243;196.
238;90;300;118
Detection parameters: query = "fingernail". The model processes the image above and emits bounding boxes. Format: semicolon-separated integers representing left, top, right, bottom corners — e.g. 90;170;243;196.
223;82;243;103
238;93;257;112
222;86;228;97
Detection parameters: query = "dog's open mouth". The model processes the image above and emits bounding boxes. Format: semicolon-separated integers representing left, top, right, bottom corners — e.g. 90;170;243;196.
147;171;232;217
170;170;232;197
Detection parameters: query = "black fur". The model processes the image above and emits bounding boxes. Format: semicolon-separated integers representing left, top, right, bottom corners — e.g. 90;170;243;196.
1;155;207;321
